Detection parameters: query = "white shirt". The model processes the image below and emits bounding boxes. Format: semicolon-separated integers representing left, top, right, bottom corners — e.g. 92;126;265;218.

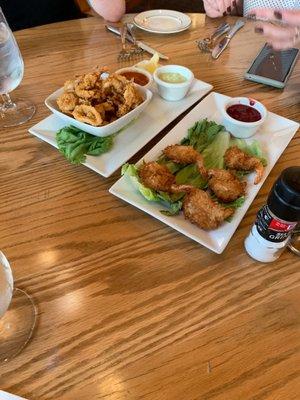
244;0;300;14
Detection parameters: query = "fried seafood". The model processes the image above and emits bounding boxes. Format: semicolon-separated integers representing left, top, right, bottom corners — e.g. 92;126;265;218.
173;186;234;230
163;145;207;177
224;146;264;184
208;169;246;203
56;69;144;126
139;162;176;192
57;92;78;113
64;80;75;93
72;105;103;127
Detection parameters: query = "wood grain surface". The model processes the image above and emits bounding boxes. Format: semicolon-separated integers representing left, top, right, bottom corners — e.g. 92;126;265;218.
1;14;300;400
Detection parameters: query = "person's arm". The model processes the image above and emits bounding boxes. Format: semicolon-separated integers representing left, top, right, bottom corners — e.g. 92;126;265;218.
88;0;126;22
250;8;300;50
203;0;243;18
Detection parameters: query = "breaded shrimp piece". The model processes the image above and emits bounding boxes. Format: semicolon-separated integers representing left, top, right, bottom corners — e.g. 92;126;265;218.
224;146;264;184
176;187;234;230
208;169;246;203
163;145;207;177
139;162;175;192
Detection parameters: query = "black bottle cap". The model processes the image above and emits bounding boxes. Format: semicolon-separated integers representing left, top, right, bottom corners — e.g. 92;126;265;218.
268;166;300;222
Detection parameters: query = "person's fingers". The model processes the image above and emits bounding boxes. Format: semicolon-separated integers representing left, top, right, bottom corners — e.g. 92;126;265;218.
267;39;297;50
255;22;297;42
273;9;300;27
203;0;224;17
222;0;233;15
254;23;300;50
248;8;274;19
248;8;300;28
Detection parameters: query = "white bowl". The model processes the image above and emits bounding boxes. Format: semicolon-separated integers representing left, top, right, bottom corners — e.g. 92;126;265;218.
153;65;194;101
115;67;153;89
45;85;153;137
220;97;267;139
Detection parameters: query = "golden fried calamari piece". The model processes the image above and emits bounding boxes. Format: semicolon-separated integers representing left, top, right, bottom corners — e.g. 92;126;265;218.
174;187;234;230
72;105;102;126
139;162;175;192
74;72;100;100
208;169;246;203
102;74;128;94
163;145;207;177
124;84;143;108
57;92;78;113
94;102;115;121
64;80;75;93
224;146;264;184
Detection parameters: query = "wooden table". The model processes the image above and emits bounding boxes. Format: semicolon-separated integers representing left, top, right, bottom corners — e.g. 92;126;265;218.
1;14;300;400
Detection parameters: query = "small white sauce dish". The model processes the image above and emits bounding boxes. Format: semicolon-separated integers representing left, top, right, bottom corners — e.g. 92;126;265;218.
220;97;267;139
115;67;153;89
153;65;194;101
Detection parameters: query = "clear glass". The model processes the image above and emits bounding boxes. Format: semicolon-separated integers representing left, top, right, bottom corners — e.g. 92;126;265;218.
0;251;37;362
0;7;35;127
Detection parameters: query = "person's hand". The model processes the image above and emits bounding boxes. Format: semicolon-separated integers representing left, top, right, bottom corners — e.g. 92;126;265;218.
203;0;238;18
249;8;300;50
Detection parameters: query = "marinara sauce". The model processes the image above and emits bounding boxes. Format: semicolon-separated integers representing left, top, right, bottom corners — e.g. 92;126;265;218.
226;104;261;123
119;71;149;86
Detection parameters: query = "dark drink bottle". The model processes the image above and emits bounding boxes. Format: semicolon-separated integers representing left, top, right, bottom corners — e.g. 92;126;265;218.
245;166;300;262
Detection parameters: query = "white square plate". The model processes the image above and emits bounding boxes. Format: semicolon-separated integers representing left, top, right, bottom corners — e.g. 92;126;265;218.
109;92;299;254
0;391;27;400
29;79;212;177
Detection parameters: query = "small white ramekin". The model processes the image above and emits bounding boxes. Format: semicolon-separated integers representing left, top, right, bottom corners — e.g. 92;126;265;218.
153;65;194;101
115;67;153;89
220;97;267;139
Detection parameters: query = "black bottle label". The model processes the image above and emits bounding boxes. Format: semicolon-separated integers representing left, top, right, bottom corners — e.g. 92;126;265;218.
255;205;297;243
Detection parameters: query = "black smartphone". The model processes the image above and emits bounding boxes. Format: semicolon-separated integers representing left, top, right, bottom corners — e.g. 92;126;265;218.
245;44;299;89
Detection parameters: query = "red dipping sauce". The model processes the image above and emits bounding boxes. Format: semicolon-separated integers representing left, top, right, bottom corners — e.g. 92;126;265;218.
226;104;261;123
119;71;149;86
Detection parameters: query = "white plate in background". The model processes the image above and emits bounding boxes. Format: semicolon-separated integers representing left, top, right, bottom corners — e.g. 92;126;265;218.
134;10;192;34
29;79;212;177
109;92;299;254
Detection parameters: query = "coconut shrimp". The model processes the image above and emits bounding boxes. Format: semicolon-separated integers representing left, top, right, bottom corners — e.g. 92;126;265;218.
139;162;176;192
172;186;234;230
208;169;246;203
224;146;264;184
163;145;207;178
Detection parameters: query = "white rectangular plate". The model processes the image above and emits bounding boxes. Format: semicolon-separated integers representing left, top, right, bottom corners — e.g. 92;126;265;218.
0;391;27;400
29;79;212;177
109;92;299;254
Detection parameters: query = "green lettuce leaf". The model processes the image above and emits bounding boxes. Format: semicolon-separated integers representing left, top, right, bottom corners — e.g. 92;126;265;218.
175;164;207;188
181;119;224;152
121;163;183;215
56;126;114;164
230;138;268;166
202;131;231;169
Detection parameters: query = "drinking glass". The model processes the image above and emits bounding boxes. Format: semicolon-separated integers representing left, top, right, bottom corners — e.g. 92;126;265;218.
0;7;35;128
0;251;37;362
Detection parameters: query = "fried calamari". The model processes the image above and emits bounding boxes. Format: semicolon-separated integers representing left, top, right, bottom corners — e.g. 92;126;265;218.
56;69;143;127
